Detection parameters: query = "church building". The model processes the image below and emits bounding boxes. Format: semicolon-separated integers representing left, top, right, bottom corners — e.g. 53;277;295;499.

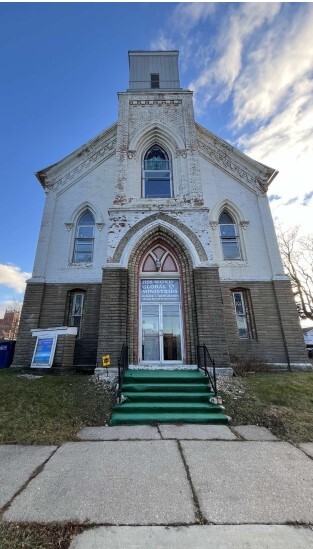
14;51;310;375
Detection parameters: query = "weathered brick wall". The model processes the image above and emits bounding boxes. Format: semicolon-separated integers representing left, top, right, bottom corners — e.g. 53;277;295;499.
14;283;101;368
54;334;76;369
272;279;308;364
193;267;230;369
221;280;308;365
39;283;101;366
97;268;128;368
13;283;45;367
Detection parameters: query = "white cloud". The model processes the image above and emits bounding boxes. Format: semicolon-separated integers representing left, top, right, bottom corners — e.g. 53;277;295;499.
173;2;216;33
233;4;313;127
0;264;31;293
150;31;175;51
189;3;281;114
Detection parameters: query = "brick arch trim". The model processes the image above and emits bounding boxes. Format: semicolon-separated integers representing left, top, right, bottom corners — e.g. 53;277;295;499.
112;213;208;263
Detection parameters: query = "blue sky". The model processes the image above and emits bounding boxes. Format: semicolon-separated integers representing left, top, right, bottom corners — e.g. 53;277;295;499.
1;2;313;315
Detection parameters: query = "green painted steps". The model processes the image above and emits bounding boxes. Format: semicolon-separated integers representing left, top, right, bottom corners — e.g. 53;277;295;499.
122;383;212;393
123;391;215;403
124;370;209;383
109;369;229;426
110;412;228;425
113;402;223;414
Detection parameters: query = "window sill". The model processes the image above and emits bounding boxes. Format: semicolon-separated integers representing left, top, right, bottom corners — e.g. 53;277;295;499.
69;262;93;268
221;259;248;265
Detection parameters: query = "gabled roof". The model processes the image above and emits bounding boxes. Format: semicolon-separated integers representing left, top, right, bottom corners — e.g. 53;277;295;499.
36;122;117;190
196;123;278;194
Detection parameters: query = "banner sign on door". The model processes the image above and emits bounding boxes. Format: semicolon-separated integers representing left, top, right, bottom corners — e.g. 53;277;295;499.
141;279;180;302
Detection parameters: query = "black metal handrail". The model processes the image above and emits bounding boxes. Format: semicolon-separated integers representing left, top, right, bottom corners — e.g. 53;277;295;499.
197;344;217;395
117;343;128;401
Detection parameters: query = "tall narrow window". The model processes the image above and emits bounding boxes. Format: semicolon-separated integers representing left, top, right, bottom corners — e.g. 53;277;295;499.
143;146;171;198
232;291;249;338
73;210;95;263
232;289;256;340
69;292;85;336
151;73;160;89
219;211;241;259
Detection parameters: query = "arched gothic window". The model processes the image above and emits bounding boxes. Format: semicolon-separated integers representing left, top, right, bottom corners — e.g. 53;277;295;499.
141;245;178;273
219;211;241;260
73;210;95;263
143;145;172;198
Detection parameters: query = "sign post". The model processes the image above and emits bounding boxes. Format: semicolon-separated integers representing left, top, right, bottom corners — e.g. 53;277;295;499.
102;354;110;377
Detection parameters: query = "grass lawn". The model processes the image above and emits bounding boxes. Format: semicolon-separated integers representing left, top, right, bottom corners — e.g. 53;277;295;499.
219;371;313;443
0;523;84;549
0;369;115;445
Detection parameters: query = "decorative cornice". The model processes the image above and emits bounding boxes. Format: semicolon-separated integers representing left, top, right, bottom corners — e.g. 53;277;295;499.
198;137;271;193
48;136;117;190
129;99;182;107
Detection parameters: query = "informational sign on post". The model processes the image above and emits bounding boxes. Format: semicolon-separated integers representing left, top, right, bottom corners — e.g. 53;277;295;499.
31;336;57;368
102;354;111;367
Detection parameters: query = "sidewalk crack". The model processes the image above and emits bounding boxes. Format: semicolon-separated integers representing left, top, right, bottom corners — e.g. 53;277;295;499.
176;440;207;525
0;446;60;519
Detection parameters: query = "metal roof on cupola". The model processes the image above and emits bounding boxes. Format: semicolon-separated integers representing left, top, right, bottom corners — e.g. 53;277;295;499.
128;50;181;90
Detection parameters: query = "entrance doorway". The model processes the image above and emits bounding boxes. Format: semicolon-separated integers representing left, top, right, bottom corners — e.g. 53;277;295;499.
138;244;184;365
141;303;183;363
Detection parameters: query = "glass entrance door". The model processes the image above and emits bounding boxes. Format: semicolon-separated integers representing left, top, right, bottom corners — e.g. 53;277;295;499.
141;303;182;363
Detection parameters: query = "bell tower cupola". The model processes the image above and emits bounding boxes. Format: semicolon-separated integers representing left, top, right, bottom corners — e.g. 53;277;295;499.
128;50;181;91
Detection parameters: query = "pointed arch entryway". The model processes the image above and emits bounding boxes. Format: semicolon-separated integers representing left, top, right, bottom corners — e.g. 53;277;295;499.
126;225;198;367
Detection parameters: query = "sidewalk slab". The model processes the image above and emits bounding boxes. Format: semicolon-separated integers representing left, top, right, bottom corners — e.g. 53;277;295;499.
159;424;237;440
182;441;313;523
4;441;194;524
70;525;313;549
232;425;278;440
299;443;313;458
77;426;161;440
0;445;56;508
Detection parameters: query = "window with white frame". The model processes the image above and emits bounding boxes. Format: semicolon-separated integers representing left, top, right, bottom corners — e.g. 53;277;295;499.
69;292;85;336
73;210;95;263
219;211;241;260
143;145;172;198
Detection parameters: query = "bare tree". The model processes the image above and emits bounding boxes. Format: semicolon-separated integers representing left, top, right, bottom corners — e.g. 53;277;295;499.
277;226;313;321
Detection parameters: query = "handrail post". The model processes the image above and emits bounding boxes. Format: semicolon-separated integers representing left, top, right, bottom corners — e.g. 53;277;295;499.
197;343;217;396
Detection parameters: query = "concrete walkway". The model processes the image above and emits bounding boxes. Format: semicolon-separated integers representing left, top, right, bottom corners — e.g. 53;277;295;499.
1;425;313;548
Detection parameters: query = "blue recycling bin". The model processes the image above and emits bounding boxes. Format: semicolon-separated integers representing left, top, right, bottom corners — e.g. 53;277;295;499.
0;341;16;368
